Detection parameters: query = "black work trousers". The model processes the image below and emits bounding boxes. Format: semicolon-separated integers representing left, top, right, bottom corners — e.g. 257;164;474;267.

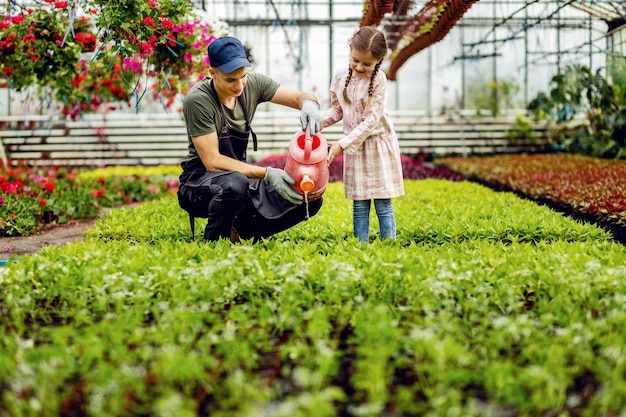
178;172;322;242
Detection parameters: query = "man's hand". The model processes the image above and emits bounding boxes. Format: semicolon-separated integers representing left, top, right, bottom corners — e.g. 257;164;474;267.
264;167;302;205
300;99;321;136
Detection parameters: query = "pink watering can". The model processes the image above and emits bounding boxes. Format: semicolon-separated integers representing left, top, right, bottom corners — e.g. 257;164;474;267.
284;124;329;202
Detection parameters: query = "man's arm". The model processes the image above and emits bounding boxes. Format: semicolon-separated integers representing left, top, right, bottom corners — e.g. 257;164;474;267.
192;132;266;178
271;85;321;134
270;85;318;110
192;129;302;204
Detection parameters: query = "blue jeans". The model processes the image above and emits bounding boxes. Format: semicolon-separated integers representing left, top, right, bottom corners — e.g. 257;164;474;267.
353;199;396;243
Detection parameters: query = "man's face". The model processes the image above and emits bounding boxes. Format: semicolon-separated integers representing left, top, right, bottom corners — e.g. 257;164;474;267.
210;66;248;99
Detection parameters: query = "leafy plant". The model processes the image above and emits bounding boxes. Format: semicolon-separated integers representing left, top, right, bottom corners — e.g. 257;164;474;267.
527;64;626;158
441;153;626;228
0;165;179;237
505;114;539;144
0;2;84;92
2;180;626;415
470;77;520;117
0;0;226;114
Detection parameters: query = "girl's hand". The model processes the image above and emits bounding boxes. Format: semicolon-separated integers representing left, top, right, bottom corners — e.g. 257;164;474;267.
327;142;343;164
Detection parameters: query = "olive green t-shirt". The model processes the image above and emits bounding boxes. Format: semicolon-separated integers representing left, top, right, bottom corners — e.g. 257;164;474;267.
181;73;280;164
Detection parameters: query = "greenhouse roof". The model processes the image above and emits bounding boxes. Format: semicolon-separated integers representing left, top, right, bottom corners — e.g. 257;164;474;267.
569;0;626;23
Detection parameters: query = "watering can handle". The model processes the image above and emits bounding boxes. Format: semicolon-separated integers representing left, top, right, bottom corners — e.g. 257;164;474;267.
304;122;312;161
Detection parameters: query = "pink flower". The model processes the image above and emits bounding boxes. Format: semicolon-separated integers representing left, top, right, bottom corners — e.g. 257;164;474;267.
184;52;192;62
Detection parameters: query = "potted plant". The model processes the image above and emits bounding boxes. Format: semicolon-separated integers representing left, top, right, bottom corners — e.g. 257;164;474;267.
0;2;83;92
72;14;97;53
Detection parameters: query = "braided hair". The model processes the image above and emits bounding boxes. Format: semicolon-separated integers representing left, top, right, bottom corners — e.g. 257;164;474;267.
342;26;388;107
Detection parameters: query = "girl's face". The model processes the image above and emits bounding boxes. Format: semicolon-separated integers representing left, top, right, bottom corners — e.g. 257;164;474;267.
349;48;379;77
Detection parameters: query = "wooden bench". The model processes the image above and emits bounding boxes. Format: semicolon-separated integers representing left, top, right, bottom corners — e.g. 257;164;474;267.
0;111;547;168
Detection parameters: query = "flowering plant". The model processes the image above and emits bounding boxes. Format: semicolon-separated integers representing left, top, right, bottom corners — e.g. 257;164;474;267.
1;0;225;114
0;2;84;92
89;0;224;109
0;165;179;237
57;56;139;118
149;16;223;108
72;14;97;52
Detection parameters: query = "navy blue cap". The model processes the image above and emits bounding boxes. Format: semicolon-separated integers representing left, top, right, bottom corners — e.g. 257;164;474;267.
208;37;251;73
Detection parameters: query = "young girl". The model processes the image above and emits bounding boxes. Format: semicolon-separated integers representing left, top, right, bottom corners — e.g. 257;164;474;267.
321;26;404;243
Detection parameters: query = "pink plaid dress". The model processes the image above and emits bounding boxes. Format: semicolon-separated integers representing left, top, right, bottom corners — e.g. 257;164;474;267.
321;68;405;200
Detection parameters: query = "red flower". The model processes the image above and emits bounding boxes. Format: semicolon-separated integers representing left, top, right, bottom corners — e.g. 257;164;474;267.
54;1;68;9
74;31;96;51
160;17;175;30
43;182;55;193
90;188;105;198
38;199;47;207
22;34;36;43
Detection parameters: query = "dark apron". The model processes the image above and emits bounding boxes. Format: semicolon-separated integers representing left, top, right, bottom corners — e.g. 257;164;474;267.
179;82;296;219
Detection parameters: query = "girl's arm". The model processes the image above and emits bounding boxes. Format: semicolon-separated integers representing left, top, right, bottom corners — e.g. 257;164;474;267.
338;72;387;153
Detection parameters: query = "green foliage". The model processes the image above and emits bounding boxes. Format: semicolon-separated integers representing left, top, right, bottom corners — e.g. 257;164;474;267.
0;166;178;237
527;64;626;158
441;153;626;227
0;0;224;113
0;4;83;92
2;180;626;415
469;77;520;116
505;114;539;144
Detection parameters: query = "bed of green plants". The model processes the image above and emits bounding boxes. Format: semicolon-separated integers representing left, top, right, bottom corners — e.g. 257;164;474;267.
1;180;626;416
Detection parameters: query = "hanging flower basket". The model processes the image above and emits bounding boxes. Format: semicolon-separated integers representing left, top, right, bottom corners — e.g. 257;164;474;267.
75;31;97;53
0;4;83;92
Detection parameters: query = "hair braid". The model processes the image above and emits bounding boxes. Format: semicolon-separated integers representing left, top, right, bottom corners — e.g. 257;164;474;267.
366;61;381;107
343;67;353;104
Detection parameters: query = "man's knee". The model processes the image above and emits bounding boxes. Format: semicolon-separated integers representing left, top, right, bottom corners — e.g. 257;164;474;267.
221;172;248;201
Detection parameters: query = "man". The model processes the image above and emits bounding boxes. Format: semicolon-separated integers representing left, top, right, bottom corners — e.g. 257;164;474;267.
178;36;323;242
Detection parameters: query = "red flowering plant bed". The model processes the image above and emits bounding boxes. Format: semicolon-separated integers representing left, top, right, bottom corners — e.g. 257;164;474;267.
441;153;626;242
0;166;178;237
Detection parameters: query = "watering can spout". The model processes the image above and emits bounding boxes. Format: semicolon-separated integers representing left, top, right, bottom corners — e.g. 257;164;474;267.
300;174;315;193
